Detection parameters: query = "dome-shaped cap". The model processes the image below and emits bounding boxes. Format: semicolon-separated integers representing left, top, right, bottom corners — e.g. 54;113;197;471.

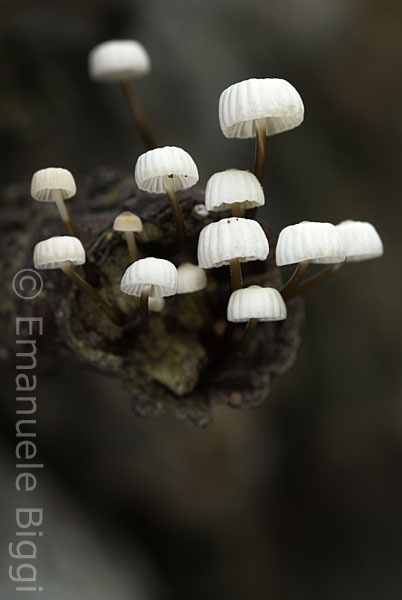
205;169;265;212
88;39;150;82
276;222;344;266
113;211;143;232
198;217;269;269
227;286;287;322
33;236;85;269
31;168;76;202
336;220;383;262
176;263;207;294
120;257;177;298
219;78;304;139
148;297;165;312
135;146;199;193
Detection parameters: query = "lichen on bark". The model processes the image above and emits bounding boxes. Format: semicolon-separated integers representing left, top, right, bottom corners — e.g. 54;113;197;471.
1;169;304;427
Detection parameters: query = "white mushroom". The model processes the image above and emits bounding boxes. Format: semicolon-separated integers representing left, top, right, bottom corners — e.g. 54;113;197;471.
197;217;269;291
205;169;265;217
135;146;199;242
336;220;383;262
113;211;143;263
31;168;77;237
33;236;123;325
227;286;287;323
120;257;177;330
219;78;304;183
277;222;345;299
148;297;165;312
176;263;207;294
88;39;155;149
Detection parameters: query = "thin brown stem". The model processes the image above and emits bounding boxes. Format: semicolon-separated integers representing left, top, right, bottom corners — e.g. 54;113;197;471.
124;231;138;263
140;287;150;332
231;203;244;218
229;258;243;291
280;260;310;300
120;80;156;150
164;178;186;244
287;262;345;299
60;262;124;326
254;118;267;184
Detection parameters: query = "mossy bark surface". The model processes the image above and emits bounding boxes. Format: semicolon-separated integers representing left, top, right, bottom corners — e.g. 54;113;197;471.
1;170;304;427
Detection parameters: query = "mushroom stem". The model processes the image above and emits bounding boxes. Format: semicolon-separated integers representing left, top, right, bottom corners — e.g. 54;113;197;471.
229;258;243;291
231;203;245;218
163;177;186;244
280;260;310;300
254;118;267;184
236;318;259;356
59;261;124;326
287;262;345;299
120;80;156;150
124;231;138;263
139;286;150;332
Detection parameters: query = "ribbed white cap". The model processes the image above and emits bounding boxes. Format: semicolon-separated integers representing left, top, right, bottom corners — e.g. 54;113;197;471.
176;263;207;294
113;211;143;232
197;217;269;269
227;286;287;322
336;220;383;262
120;257;177;298
219;78;304;139
148;297;165;312
135;146;199;193
276;222;345;266
33;236;85;269
205;169;265;212
88;39;150;82
31;168;76;202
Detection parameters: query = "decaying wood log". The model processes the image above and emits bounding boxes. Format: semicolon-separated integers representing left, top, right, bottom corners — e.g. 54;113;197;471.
1;169;304;426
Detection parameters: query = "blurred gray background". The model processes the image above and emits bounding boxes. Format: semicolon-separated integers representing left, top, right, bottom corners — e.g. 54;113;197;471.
1;0;402;598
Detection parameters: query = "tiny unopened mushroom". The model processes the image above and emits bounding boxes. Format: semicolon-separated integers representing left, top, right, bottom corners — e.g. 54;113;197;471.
177;263;207;294
31;168;77;237
205;169;265;217
197;217;269;291
113;211;143;263
336;220;383;262
148;297;165;312
88;39;155;149
33;236;124;325
219;78;304;183
277;222;345;298
120;257;177;330
135;146;199;243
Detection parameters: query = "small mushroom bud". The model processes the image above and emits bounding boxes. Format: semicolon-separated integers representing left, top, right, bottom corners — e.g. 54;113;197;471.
88;39;155;149
336;220;383;262
205;169;265;217
277;222;345;299
135;146;199;243
148;297;165;312
113;211;143;263
177;263;207;294
120;257;177;331
197;217;269;291
31;167;77;237
33;236;124;326
219;78;304;184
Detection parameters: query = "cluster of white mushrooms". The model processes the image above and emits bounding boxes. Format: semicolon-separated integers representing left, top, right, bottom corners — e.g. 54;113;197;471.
31;38;384;358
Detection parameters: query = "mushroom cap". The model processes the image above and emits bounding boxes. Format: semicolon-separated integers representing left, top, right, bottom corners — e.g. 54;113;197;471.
88;39;150;82
197;217;269;269
227;285;287;322
148;297;165;312
113;211;143;232
276;222;345;266
31;168;76;202
177;263;207;294
336;220;383;262
219;78;304;139
205;169;265;212
120;257;177;298
135;146;199;193
33;236;85;269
